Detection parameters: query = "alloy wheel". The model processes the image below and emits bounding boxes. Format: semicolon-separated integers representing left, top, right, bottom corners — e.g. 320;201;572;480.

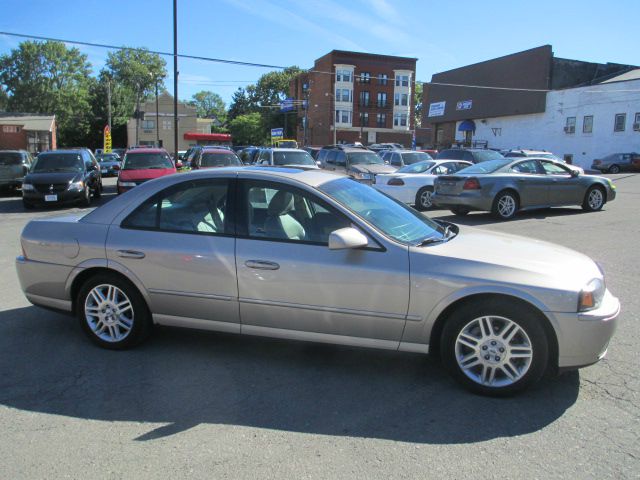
84;284;134;342
497;194;516;218
588;189;604;210
420;189;433;208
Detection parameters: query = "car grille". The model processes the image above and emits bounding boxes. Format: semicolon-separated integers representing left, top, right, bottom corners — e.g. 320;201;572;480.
34;183;68;193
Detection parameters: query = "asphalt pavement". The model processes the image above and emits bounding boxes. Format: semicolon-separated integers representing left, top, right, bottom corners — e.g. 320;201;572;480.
0;175;637;479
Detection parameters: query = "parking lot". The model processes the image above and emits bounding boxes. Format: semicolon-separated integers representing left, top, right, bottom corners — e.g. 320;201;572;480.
0;174;638;479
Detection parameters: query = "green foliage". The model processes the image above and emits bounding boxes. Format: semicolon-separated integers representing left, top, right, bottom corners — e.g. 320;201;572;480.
228;86;257;120
414;81;423;127
105;48;167;100
0;87;8;111
190;90;226;121
0;40;94;146
228;113;267;146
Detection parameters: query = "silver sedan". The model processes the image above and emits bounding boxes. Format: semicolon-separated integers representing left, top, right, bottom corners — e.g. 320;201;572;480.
15;167;620;395
432;157;617;220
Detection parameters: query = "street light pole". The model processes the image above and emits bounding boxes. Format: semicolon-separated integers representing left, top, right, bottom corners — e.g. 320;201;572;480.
107;77;112;131
173;0;179;160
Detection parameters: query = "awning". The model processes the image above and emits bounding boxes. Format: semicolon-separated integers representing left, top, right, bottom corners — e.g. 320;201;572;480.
458;120;476;132
183;132;231;141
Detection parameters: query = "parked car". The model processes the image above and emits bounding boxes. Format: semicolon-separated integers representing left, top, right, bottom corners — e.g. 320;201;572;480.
436;148;505;164
374;160;472;210
254;148;319;169
95;153;122;177
380;150;433;168
432;157;616;219
22;149;102;209
591;153;640;174
0;150;33;192
112;148;127;160
15;167;620;395
368;143;403;154
117;148;176;194
191;148;243;169
303;146;323;161
418;149;438;157
319;146;396;183
504;149;584;174
239;147;260;165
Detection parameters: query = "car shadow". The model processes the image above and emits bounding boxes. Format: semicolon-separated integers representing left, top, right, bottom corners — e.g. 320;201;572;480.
431;207;597;226
0;306;580;443
0;184;117;214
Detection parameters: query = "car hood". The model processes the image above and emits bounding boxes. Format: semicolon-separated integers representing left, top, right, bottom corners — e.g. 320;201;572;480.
118;168;175;181
349;164;396;174
410;225;601;294
25;172;82;184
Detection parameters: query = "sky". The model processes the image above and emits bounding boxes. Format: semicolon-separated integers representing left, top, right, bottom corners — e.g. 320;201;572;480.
1;0;638;106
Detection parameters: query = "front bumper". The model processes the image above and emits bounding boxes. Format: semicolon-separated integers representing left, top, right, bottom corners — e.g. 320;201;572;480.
550;289;620;369
0;177;24;188
22;189;85;206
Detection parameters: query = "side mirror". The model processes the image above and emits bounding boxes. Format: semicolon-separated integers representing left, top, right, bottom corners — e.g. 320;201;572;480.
328;227;369;250
570;169;579;177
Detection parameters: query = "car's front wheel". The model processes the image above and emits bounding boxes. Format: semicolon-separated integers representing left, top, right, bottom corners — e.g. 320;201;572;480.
77;273;152;349
582;185;605;211
441;299;549;396
415;186;434;211
93;181;102;199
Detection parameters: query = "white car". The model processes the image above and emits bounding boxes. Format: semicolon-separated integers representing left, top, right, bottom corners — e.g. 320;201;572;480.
374;160;472;210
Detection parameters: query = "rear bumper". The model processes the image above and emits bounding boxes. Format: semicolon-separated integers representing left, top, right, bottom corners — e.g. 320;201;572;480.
431;192;492;211
15;256;73;312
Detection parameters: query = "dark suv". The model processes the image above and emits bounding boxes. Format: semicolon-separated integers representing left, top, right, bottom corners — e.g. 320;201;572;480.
0;150;33;193
22;149;102;209
318;146;396;183
436;148;505;163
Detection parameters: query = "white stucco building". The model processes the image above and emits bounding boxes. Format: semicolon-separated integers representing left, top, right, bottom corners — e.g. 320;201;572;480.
458;70;640;169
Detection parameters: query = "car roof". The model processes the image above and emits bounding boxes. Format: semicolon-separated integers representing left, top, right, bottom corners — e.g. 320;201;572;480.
201;148;236;154
125;148;167;154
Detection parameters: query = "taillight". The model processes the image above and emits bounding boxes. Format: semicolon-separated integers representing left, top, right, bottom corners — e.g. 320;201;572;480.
387;178;405;186
463;178;481;190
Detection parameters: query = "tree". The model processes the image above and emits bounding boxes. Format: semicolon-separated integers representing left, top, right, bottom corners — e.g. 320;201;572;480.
228;113;267;145
105;48;167;101
190;90;226;119
228;86;256;120
0;40;94;146
414;81;423;127
0;87;8;111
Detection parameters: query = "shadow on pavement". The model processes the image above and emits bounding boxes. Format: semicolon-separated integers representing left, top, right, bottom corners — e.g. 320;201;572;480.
0;185;117;214
0;306;580;443
432;206;600;227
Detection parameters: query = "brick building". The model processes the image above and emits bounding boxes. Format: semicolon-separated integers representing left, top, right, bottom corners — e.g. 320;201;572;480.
290;50;417;147
0;114;56;153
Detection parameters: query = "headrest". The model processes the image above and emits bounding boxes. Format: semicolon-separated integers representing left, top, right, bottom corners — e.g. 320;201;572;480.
267;190;295;216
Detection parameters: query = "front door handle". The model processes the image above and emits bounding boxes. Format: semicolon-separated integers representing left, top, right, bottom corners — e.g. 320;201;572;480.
117;249;146;259
245;260;280;270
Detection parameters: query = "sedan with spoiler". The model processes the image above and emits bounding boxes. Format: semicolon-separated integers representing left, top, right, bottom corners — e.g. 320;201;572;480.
432;158;616;220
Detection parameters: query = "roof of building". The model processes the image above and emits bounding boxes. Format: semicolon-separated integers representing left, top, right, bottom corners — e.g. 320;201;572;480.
0;114;55;131
601;68;640;83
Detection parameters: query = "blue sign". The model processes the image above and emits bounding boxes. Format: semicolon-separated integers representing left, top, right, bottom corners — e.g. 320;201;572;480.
456;100;473;111
280;98;295;112
271;128;284;140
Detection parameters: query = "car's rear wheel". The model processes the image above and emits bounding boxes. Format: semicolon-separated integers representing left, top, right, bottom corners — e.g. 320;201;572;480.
416;186;434;211
441;300;549;396
492;191;519;220
450;206;470;216
77;273;152;349
608;165;620;174
582;185;605;211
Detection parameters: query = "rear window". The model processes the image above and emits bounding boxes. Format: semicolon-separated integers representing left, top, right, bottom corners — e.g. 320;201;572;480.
0;152;22;165
273;151;315;166
123;152;174;170
201;152;241;167
472;150;505;162
458;159;511;174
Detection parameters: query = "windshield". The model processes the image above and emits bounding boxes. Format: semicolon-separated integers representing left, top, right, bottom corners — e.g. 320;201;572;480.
458;159;511;174
397;161;435;174
123;152;174;170
0;152;22;166
401;152;433;164
535;153;560;160
473;150;505;162
347;151;384;165
31;153;83;173
273;151;315;166
319;178;447;245
97;154;119;162
201;152;241;167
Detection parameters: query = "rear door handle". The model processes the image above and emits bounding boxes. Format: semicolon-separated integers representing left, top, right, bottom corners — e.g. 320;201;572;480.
117;249;146;259
245;260;280;270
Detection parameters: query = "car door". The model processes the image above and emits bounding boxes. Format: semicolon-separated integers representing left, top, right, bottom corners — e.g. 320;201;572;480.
235;177;410;347
540;160;584;205
106;177;240;332
509;160;551;207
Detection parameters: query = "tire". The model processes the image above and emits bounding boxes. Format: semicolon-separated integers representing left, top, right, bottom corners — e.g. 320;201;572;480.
608;165;620;174
76;273;152;350
415;186;434;211
22;199;34;210
450;206;470;216
93;181;102;199
80;185;91;207
440;299;549;396
582;185;605;212
492;190;519;220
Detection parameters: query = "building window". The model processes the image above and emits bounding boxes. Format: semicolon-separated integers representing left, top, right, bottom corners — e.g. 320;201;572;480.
393;114;408;127
378;74;388;86
359;72;370;84
360;112;369;127
376;113;386;128
336;69;352;82
394;93;400;106
335;110;352;124
565;117;576;134
635;112;640;129
2;125;20;133
162;119;172;130
335;88;352;102
142;120;155;130
359;91;370;107
401;114;407;126
583;115;593;134
395;74;409;87
401;93;408;106
377;92;387;108
614;113;626;132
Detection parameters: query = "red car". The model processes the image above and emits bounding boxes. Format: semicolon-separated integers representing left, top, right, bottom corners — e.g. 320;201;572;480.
117;148;177;194
190;148;243;169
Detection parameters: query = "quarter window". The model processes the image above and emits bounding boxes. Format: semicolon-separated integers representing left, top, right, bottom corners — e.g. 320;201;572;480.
511;160;540;174
614;113;626;132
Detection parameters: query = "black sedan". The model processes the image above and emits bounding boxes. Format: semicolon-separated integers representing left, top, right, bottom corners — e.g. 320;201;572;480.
96;153;122;176
22;150;102;209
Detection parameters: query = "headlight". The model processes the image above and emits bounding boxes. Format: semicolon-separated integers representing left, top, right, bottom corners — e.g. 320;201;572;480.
68;180;84;191
352;171;372;180
118;181;136;187
578;278;606;312
22;183;35;191
607;178;616;190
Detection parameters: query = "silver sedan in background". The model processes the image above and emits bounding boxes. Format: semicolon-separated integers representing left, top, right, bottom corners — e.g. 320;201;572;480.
432;157;616;220
16;168;619;396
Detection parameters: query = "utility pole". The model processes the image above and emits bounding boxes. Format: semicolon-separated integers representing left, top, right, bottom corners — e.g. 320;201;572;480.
135;83;140;147
155;79;160;147
303;91;309;147
173;0;179;160
107;78;112;130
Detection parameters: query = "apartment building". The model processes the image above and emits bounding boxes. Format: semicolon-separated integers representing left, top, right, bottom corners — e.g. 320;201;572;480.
290;50;417;146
